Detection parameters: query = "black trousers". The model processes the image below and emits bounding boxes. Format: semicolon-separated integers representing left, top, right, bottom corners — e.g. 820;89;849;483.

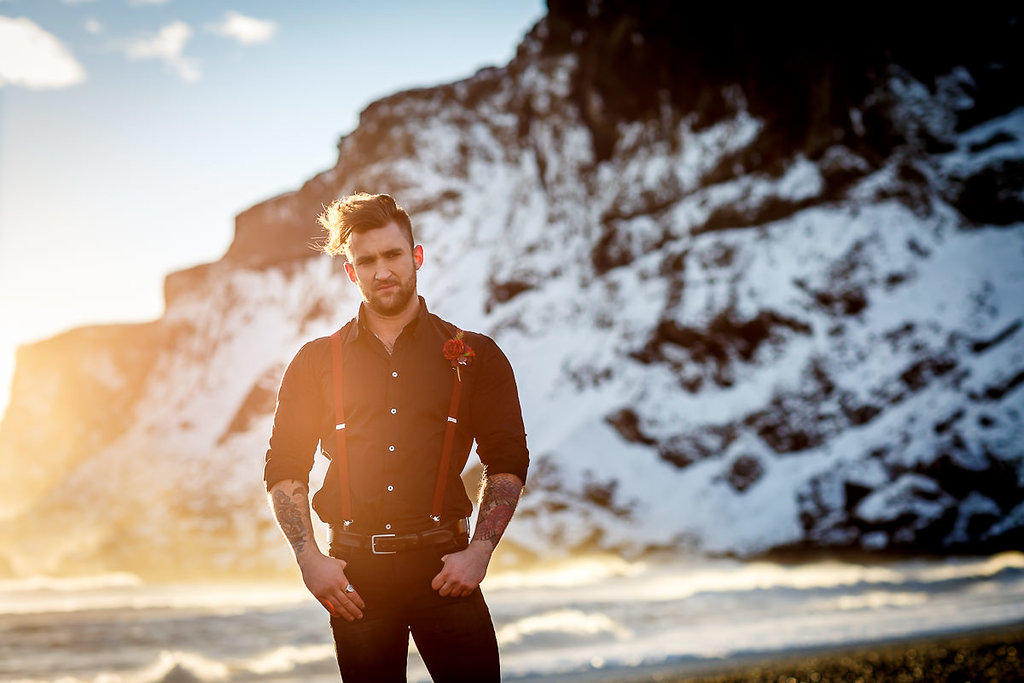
329;537;500;682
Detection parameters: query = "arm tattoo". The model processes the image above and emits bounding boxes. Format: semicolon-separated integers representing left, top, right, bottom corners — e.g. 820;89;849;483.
473;473;523;548
271;483;311;557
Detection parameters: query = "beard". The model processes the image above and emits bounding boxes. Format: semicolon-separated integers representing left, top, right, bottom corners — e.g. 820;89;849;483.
362;269;417;317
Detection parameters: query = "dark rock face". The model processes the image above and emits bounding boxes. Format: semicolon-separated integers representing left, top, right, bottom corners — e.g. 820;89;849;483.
726;455;763;492
634;308;812;388
952;157;1024;226
542;2;1023;165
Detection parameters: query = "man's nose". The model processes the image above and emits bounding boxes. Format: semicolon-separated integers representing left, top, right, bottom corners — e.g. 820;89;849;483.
374;263;393;280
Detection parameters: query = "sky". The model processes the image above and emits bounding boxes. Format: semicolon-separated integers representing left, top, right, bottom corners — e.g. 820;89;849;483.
0;0;546;414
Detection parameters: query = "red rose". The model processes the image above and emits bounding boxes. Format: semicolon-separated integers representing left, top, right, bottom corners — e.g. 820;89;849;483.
443;338;465;360
443;330;475;381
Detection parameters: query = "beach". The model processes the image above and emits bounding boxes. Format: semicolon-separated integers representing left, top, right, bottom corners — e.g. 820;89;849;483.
685;624;1024;683
550;623;1024;683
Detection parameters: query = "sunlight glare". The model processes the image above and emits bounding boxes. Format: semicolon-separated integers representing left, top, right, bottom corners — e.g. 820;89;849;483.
496;608;634;645
485;554;645;590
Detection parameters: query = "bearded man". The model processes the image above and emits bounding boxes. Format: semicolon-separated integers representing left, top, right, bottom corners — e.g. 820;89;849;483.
264;192;529;682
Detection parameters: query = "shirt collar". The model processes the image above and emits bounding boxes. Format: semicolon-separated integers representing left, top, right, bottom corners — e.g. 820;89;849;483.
348;296;429;345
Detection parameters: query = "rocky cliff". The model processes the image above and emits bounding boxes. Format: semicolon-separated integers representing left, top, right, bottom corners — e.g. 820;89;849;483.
1;3;1022;578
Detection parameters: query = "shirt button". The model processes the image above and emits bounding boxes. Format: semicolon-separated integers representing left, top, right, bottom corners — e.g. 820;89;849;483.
388;445;395;452
385;523;392;530
390;408;397;415
387;485;394;492
392;371;398;378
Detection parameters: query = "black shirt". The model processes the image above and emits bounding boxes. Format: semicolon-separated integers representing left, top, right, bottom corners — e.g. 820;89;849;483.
264;297;529;533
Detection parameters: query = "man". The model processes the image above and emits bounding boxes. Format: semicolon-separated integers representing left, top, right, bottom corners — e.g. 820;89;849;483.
264;192;529;682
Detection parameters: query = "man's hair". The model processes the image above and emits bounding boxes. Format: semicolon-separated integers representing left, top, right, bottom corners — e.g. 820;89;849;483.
318;193;414;258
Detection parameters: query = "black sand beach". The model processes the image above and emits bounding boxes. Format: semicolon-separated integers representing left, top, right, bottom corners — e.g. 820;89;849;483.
682;624;1024;683
547;622;1024;683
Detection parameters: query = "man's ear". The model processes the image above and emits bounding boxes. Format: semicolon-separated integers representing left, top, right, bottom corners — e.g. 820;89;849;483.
344;261;357;284
413;244;424;270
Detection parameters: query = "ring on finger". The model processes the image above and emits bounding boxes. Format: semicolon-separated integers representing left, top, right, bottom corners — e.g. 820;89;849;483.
344;584;355;593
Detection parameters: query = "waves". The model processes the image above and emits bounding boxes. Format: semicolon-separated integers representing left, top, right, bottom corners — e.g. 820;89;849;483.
2;552;1024;681
5;646;340;683
0;577;309;615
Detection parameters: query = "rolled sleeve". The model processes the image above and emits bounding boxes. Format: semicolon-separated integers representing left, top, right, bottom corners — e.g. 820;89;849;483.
469;336;529;484
263;342;323;491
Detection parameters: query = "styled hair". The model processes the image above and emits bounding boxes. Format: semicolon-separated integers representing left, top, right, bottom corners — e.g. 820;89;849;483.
318;193;414;258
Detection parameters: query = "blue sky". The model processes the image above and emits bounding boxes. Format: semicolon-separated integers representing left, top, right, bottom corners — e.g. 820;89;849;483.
0;0;545;412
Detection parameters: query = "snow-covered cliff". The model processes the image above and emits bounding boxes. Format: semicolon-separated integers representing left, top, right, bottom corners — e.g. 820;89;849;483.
1;4;1022;578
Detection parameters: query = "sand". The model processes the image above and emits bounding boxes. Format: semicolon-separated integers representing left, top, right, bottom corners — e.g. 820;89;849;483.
544;622;1024;683
676;623;1024;683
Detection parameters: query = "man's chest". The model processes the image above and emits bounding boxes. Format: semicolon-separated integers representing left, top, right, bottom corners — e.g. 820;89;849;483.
315;340;475;436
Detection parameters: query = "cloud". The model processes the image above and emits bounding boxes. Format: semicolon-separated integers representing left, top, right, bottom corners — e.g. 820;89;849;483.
123;20;199;82
0;16;87;89
206;11;276;45
85;18;102;34
127;0;171;5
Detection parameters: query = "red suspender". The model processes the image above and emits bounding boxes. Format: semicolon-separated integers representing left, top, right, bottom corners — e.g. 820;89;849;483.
430;376;463;523
329;327;463;528
330;330;353;526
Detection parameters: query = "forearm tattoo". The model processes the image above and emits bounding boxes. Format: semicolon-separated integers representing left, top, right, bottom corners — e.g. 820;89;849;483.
271;483;311;557
473;473;522;548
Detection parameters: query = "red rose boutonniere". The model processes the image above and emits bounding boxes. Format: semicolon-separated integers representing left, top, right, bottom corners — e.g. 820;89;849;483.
443;330;475;381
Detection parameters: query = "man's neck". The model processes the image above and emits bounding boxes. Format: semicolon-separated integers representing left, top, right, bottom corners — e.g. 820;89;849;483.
362;297;420;346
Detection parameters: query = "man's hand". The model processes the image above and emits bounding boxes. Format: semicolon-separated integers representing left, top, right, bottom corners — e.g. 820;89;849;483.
299;552;365;621
268;480;365;621
431;541;492;597
431;472;524;597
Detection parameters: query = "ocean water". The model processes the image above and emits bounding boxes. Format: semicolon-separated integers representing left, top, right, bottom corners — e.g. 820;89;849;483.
2;552;1024;682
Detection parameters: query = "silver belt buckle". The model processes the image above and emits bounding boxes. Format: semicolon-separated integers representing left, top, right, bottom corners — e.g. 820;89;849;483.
371;533;396;555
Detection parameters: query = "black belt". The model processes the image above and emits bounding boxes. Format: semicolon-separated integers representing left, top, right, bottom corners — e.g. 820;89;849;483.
329;518;470;555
